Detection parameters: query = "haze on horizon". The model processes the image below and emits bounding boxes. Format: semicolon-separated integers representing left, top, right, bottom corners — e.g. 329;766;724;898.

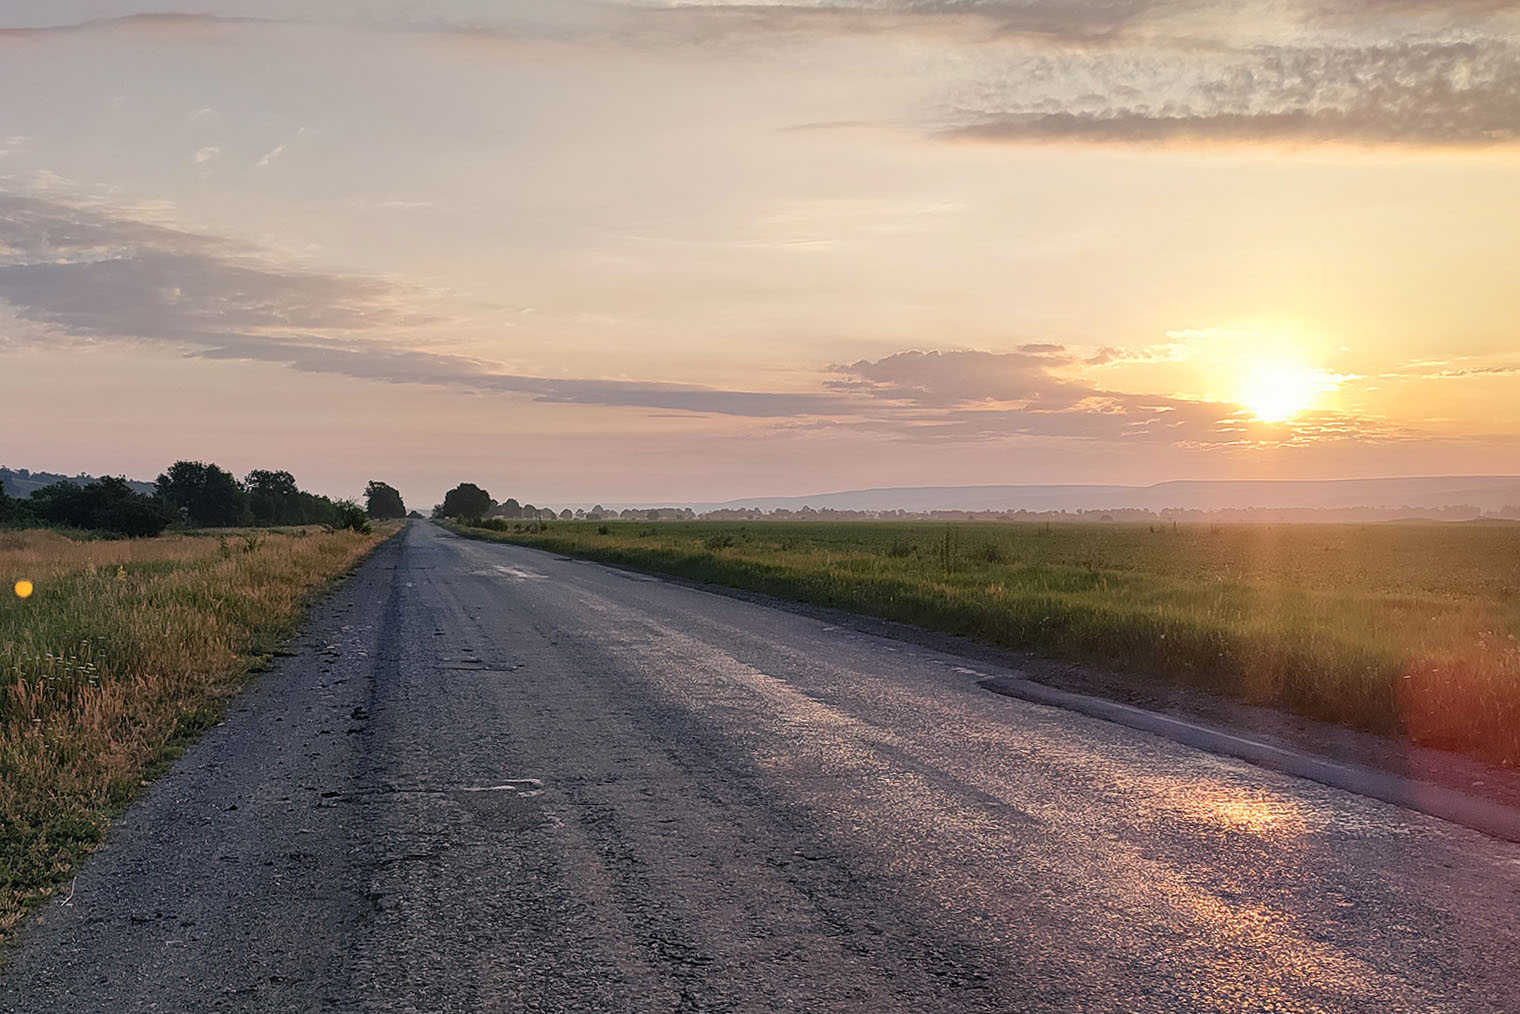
2;0;1517;510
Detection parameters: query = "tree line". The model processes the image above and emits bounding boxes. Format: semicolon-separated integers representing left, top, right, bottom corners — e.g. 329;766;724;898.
432;483;568;522
430;483;704;523
0;462;409;538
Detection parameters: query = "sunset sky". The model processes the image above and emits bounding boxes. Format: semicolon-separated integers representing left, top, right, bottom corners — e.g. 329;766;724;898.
2;0;1517;508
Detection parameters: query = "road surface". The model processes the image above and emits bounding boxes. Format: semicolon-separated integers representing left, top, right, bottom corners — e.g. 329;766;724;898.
5;522;1518;1012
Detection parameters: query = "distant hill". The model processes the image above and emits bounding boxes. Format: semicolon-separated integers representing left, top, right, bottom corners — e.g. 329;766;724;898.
1;466;156;499
683;476;1520;514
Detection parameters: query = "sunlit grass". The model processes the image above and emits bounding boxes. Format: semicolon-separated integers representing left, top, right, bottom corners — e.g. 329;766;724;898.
0;525;398;939
453;519;1520;764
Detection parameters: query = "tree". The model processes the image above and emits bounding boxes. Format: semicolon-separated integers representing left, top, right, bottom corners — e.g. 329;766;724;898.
435;483;492;520
29;477;175;537
245;469;300;525
0;481;32;526
498;497;523;519
156;461;248;527
364;481;406;520
559;508;573;520
244;470;350;527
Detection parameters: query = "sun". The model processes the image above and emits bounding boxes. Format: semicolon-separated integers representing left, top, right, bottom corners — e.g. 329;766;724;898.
1237;361;1330;423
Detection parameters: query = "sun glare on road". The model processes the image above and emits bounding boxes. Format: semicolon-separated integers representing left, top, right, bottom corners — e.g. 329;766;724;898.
1237;360;1333;423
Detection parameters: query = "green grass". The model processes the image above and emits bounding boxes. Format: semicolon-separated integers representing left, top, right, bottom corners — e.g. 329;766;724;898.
450;519;1520;764
0;524;399;939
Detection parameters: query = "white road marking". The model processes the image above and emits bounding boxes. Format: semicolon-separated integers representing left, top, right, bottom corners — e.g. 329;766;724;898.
494;565;548;581
457;779;544;797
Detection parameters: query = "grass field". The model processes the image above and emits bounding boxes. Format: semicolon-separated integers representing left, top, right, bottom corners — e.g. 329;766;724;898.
0;524;396;939
453;519;1520;764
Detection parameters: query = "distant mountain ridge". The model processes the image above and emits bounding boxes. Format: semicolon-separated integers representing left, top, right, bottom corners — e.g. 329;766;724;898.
681;476;1520;514
1;466;156;499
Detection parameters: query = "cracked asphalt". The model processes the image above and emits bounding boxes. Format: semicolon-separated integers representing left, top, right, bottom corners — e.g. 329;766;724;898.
5;521;1519;1012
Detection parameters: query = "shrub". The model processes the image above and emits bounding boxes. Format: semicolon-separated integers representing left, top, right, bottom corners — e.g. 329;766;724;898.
0;484;34;526
332;500;371;534
28;478;176;538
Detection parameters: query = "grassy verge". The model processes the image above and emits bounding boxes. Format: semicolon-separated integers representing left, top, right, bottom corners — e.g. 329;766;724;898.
0;523;399;939
449;519;1520;765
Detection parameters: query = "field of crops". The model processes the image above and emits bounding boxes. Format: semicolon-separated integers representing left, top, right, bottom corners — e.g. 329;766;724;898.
0;525;394;938
454;519;1520;764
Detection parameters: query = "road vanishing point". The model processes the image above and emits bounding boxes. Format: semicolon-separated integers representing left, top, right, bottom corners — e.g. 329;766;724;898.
5;522;1518;1012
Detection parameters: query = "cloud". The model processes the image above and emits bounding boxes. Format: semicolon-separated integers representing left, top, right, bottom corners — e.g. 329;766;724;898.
945;39;1520;147
624;1;1174;44
6;4;1517;150
0;193;847;418
1393;363;1520;380
827;347;1405;444
0;13;276;40
0;192;244;264
826;347;1092;407
0;194;1407;442
0;194;1424;441
1309;0;1520;19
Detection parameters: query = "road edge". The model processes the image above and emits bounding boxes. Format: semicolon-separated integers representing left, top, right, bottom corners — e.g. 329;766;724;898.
0;523;407;956
976;675;1520;843
443;524;1520;845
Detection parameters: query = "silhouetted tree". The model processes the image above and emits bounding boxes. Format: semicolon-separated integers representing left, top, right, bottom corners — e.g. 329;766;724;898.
245;469;300;524
156;461;248;527
364;481;406;520
498;497;523;519
559;508;573;520
29;477;175;537
244;470;359;527
435;483;493;520
0;482;32;525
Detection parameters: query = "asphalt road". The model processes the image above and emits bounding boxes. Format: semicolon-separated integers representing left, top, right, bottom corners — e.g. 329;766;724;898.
6;522;1519;1012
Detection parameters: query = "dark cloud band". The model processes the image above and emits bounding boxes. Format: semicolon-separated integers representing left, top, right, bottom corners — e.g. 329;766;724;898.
0;193;846;418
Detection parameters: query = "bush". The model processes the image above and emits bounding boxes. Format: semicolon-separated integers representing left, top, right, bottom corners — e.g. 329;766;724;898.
0;484;32;526
332;500;371;534
28;478;176;537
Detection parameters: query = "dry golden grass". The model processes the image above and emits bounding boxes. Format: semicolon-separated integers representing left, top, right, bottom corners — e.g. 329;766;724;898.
0;525;396;939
